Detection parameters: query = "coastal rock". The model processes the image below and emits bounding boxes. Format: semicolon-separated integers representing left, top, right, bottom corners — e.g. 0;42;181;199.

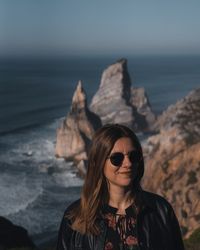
0;216;35;248
90;59;134;127
55;81;102;168
90;59;155;130
76;160;87;178
143;88;200;238
130;87;156;130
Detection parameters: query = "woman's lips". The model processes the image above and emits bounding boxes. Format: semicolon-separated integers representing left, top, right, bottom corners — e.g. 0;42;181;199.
118;171;132;174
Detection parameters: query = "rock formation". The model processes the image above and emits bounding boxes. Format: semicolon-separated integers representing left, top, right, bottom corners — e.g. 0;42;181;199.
0;216;35;248
130;87;156;129
90;59;155;130
55;81;102;166
90;59;134;127
142;88;200;238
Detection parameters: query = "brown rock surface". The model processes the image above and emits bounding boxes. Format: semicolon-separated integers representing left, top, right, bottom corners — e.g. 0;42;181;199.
130;87;156;130
143;88;200;238
90;59;155;130
55;81;102;165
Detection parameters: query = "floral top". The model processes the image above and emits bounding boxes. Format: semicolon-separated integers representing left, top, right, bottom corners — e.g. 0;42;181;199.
102;203;139;250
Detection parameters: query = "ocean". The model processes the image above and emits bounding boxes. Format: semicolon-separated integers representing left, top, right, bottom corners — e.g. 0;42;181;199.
0;55;200;246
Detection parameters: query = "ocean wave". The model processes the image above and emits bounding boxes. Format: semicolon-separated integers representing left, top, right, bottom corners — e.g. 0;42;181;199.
0;104;66;136
0;116;83;235
7;183;82;235
16;103;67;117
0;119;58;165
0;172;43;216
53;170;84;188
0;123;44;136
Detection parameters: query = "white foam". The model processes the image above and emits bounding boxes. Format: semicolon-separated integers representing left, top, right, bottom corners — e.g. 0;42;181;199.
0;173;43;216
0;119;59;163
0;117;83;233
53;170;83;187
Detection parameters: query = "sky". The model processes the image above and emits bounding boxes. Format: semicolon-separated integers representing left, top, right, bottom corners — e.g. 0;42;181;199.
0;0;200;57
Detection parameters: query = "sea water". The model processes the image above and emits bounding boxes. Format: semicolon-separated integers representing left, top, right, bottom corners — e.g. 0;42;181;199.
0;55;200;245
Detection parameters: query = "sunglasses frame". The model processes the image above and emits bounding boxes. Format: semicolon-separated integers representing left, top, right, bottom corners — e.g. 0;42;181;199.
107;150;140;167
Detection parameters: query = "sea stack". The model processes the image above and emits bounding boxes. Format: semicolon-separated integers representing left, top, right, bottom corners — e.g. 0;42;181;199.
55;81;102;165
90;59;155;131
143;88;200;238
90;59;135;127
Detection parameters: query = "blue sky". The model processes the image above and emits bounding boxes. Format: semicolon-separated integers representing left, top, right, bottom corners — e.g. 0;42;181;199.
0;0;200;57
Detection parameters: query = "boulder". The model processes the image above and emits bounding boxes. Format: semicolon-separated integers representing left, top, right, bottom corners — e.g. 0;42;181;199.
90;58;155;130
0;216;35;248
142;88;200;238
55;81;102;166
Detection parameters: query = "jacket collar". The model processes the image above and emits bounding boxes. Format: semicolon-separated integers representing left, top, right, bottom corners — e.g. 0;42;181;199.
100;190;156;216
135;190;157;212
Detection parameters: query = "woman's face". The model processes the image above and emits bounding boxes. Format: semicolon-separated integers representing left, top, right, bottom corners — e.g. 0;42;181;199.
104;137;135;189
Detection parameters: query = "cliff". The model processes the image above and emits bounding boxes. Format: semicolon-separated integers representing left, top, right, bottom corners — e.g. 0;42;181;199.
143;88;200;238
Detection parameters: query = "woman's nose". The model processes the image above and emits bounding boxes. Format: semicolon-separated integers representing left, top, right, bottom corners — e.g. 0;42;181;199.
122;155;132;168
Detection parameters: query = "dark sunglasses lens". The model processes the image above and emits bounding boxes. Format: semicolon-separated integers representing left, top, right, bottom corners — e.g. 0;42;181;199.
110;153;124;166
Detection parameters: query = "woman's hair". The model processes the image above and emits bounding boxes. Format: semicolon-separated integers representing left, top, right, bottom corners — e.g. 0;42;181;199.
68;124;144;235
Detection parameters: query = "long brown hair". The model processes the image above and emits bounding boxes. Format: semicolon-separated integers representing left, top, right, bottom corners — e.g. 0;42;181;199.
68;124;144;235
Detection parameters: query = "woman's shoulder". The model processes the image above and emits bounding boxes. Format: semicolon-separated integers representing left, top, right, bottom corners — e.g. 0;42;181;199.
140;190;173;212
59;199;81;227
141;190;169;201
64;199;81;215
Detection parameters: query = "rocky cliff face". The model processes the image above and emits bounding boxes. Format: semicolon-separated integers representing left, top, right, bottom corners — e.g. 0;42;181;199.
143;88;200;238
55;81;102;164
130;87;156;130
90;59;155;130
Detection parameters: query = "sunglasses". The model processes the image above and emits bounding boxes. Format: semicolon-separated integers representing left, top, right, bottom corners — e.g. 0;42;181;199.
107;150;140;167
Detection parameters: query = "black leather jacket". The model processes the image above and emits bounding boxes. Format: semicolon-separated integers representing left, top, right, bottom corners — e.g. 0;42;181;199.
57;191;185;250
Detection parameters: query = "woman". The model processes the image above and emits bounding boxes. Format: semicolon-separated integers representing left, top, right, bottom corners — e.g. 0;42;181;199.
57;124;184;250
